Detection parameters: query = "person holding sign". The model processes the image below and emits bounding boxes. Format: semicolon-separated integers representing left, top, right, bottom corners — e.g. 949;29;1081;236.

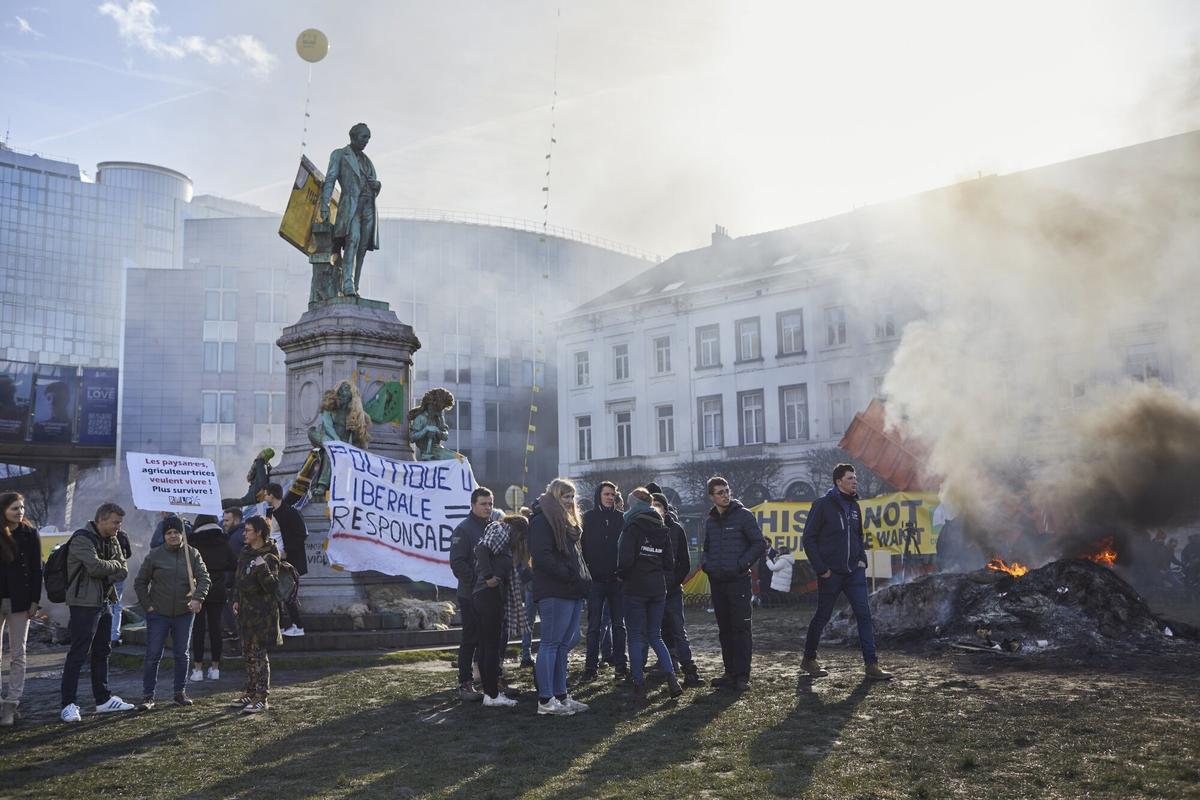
529;479;592;716
473;514;532;708
232;517;282;714
134;516;211;709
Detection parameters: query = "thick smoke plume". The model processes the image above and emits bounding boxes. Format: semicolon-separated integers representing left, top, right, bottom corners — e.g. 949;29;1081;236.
871;131;1200;563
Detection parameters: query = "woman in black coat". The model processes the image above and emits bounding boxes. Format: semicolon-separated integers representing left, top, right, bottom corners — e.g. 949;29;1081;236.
0;492;42;725
188;515;235;682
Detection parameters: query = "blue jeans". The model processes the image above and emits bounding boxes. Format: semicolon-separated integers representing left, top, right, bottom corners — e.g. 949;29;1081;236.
804;567;877;663
661;590;694;665
585;581;625;671
624;594;673;685
535;597;583;699
110;581;124;641
520;587;536;662
143;611;196;695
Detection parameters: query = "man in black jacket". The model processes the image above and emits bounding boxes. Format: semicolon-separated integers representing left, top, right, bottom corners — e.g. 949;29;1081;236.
449;487;493;701
801;464;892;680
651;491;702;687
580;481;626;680
701;476;766;690
266;483;307;637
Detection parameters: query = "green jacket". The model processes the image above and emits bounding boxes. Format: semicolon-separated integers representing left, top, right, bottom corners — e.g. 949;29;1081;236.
134;542;211;618
234;541;282;649
65;524;128;607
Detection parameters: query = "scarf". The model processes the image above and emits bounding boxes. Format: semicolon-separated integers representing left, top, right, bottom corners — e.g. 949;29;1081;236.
536;492;591;582
622;498;657;526
480;520;530;638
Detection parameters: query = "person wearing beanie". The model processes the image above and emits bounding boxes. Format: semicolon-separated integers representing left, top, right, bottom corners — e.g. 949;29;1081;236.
188;514;235;683
135;515;211;709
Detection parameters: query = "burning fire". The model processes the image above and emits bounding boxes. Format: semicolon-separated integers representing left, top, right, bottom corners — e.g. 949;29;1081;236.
1084;536;1118;566
986;557;1030;577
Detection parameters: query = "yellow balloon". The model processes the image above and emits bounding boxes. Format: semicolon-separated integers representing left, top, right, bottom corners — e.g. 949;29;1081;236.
296;28;329;63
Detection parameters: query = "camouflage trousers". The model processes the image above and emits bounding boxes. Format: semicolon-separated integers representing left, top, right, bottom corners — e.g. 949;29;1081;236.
243;644;271;700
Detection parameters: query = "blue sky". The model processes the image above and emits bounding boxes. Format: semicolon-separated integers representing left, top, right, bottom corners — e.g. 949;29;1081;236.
2;1;1198;255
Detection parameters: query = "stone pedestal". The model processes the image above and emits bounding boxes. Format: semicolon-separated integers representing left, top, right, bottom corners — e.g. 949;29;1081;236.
273;297;421;613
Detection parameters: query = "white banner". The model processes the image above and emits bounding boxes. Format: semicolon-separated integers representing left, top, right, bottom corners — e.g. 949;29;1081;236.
324;442;477;585
126;452;223;516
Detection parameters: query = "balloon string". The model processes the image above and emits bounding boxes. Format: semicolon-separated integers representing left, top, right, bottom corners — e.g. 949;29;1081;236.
301;63;313;152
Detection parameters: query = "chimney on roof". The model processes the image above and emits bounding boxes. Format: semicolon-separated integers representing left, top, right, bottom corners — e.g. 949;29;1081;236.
712;224;731;247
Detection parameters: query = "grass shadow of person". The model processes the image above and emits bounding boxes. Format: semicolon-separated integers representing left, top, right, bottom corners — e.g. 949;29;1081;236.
749;676;874;797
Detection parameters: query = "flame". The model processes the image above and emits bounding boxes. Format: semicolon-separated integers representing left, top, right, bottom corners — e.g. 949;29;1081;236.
1085;536;1118;566
986;557;1030;577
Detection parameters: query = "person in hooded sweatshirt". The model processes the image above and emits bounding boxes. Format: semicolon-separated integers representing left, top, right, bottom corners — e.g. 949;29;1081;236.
617;488;682;700
188;514;235;683
801;464;892;681
135;515;211;709
650;491;702;687
232;516;283;714
580;481;626;681
529;478;592;716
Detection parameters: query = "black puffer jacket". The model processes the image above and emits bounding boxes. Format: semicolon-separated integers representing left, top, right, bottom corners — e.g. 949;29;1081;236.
528;501;590;602
449;513;489;597
581;485;623;581
189;518;235;604
663;511;691;592
616;507;674;599
702;499;766;582
0;523;42;613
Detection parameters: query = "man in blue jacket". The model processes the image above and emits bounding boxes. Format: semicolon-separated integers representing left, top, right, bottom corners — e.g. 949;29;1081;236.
801;464;892;680
449;487;494;701
701;476;766;690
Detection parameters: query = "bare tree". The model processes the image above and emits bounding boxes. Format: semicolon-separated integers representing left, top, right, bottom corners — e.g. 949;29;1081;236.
673;454;784;506
573;465;658;511
799;447;891;499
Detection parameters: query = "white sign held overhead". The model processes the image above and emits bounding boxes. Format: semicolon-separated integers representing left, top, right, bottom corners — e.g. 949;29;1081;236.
324;441;476;587
125;452;223;516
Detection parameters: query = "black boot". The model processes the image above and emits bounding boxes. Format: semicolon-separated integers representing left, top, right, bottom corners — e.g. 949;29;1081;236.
682;663;703;688
667;674;683;698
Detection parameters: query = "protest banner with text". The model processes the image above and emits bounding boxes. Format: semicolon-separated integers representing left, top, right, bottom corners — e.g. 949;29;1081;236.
126;452;223;516
324;442;477;586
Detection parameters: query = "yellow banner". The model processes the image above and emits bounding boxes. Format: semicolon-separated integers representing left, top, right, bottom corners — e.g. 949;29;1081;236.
751;492;942;559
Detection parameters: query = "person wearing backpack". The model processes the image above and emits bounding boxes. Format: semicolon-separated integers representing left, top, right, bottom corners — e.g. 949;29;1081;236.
266;484;307;637
59;502;135;722
1;492;41;726
232;516;282;714
188;514;234;683
134;516;211;709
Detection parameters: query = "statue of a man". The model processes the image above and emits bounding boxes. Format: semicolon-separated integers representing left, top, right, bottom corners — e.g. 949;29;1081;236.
407;388;457;461
307;380;371;498
318;123;381;297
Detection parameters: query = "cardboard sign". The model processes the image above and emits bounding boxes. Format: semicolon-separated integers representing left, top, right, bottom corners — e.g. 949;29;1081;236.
126;452;223;516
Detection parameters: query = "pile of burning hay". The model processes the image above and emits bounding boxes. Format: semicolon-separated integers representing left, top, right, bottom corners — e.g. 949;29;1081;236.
829;557;1194;653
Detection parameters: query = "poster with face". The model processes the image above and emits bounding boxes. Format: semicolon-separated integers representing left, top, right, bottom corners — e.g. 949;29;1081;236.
78;368;119;446
0;361;33;442
31;366;78;444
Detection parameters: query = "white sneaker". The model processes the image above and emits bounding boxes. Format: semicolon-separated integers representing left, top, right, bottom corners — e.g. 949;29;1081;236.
96;696;135;713
537;697;574;716
482;693;518;708
190;668;204;682
206;666;220;680
60;703;82;723
282;625;305;637
562;695;589;713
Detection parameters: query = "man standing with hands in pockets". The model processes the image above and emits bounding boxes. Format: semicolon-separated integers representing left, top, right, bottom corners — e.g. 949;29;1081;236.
801;464;892;680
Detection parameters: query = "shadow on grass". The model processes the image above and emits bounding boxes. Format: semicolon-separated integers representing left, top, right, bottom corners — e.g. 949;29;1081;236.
749;676;873;797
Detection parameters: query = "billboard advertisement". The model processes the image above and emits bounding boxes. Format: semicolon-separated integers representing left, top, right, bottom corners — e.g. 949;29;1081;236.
78;367;119;446
0;362;33;443
31;365;77;444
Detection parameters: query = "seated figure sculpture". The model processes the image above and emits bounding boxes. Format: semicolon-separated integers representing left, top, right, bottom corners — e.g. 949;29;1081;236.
407;388;457;461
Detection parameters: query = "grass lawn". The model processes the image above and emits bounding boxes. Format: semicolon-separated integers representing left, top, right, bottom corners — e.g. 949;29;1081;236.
1;608;1197;799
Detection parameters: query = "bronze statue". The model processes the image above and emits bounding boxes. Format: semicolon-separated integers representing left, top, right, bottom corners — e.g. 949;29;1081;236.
318;123;381;298
307;380;371;498
221;447;276;510
407;388;457;461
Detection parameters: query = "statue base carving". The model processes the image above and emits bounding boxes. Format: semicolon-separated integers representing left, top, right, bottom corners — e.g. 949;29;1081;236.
273;299;422;613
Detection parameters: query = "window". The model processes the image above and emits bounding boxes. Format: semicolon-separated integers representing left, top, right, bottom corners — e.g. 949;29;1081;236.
521;360;544;387
256;291;288;323
780;384;809;441
696;324;721;368
828;381;852;435
451;400;472;430
576;415;592;461
656;405;674;453
613;343;630;382
204;266;238;321
1126;345;1163;382
698;395;723;449
615;410;632;458
738;390;765;445
255;343;284;374
574;351;590;387
825;306;847;347
254;392;284;424
203;391;236;423
204;341;236;372
653;336;671;374
485;401;499;432
873;375;887;400
777;309;805;355
221;342;236;372
874;309;896;340
444;356;470;384
487;357;510;386
735;317;761;362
